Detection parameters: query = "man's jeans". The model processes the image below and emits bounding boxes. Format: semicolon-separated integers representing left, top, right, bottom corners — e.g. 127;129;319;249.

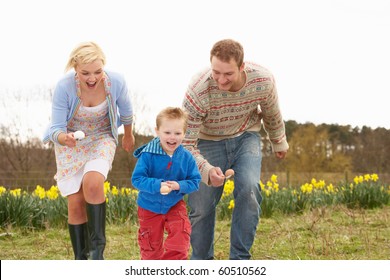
188;131;262;260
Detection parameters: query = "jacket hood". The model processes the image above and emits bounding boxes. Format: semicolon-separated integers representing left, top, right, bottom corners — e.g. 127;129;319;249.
133;137;166;158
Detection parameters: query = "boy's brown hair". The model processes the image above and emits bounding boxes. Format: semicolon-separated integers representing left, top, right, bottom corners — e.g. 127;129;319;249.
156;107;188;132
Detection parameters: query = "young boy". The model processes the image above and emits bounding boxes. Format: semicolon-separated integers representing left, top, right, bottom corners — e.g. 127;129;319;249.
131;107;201;260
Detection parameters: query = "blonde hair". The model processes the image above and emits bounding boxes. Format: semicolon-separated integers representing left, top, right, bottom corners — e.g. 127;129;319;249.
210;39;244;67
65;41;106;72
156;107;188;132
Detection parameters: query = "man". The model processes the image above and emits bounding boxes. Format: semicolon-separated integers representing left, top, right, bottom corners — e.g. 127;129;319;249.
182;39;288;260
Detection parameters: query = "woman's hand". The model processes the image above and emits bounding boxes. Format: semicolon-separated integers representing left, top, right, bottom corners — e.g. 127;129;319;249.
58;132;77;147
122;133;135;152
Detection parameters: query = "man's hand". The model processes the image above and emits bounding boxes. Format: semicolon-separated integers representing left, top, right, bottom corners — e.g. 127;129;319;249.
275;150;287;159
209;167;225;187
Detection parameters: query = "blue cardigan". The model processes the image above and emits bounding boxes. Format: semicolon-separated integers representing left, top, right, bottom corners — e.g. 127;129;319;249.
42;70;133;145
131;137;201;214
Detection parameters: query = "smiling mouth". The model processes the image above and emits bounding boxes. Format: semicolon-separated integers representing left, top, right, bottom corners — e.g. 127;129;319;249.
87;81;97;88
219;81;230;87
167;142;177;148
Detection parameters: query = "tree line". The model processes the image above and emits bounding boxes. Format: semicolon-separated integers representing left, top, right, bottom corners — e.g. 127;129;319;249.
1;121;389;189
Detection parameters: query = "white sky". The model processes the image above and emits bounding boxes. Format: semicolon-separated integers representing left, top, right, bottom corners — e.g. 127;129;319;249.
1;0;390;138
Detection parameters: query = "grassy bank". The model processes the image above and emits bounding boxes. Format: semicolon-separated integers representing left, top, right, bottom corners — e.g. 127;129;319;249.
1;205;389;260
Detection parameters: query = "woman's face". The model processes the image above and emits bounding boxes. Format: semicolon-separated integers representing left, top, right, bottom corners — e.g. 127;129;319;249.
75;60;104;92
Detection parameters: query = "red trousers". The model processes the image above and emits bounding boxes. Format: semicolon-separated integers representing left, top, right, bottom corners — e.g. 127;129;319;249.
137;200;191;260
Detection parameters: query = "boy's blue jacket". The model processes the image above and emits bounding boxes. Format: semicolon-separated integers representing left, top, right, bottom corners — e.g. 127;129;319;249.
131;137;201;214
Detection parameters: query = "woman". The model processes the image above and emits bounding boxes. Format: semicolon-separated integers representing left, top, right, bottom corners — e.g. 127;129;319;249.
43;41;135;259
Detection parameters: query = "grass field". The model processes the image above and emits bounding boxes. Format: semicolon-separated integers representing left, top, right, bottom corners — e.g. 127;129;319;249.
1;205;389;260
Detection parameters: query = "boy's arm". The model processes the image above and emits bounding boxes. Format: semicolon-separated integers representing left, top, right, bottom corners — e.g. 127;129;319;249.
176;156;201;194
131;154;162;194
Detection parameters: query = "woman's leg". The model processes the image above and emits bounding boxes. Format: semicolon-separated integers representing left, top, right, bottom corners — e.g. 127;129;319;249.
67;190;88;260
83;171;106;260
82;171;105;204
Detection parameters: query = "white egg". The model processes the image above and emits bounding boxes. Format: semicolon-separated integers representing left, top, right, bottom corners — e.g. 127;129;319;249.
74;130;85;140
160;184;171;195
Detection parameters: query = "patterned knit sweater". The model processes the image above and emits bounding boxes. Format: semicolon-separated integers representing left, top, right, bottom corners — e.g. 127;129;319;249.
182;61;289;184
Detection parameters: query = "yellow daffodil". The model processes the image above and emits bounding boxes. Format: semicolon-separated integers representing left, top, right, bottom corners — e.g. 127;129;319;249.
34;185;46;199
370;174;379;182
46;185;59;200
0;186;6;195
121;187;130;195
111;186;119;196
104;181;111;195
260;181;265;191
223;180;234;197
10;188;22;197
326;184;335;193
292;189;297;196
300;183;313;194
131;189;139;195
316;180;326;189
273;183;279;192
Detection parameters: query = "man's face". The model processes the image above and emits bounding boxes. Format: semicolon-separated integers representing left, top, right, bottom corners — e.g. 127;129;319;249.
211;56;244;92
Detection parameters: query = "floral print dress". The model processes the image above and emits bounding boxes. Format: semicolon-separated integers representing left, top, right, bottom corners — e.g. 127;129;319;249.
54;77;116;196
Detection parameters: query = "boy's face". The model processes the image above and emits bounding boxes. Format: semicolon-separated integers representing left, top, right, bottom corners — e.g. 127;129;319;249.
155;118;185;155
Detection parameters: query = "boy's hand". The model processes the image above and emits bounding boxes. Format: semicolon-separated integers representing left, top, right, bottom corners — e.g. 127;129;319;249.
166;181;180;191
160;182;172;195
